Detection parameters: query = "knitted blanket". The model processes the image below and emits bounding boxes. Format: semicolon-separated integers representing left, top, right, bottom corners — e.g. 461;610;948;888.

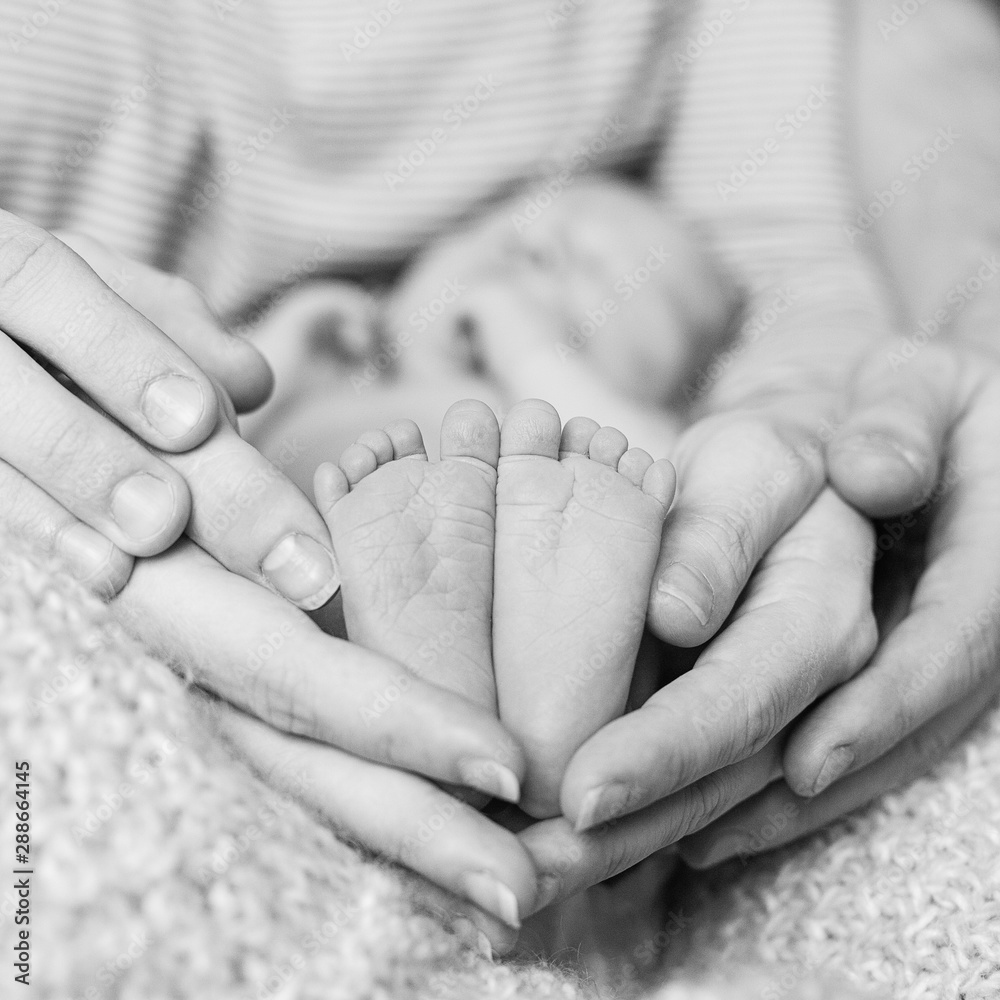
3;533;998;1000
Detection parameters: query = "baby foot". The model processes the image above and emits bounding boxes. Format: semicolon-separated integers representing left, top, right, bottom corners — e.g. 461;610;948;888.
493;400;675;818
315;401;501;719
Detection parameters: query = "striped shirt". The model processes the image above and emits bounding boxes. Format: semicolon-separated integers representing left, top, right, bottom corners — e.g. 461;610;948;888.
1;0;886;379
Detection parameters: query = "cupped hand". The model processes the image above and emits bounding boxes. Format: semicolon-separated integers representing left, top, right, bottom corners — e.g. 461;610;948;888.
781;338;1000;793
0;212;271;593
115;536;537;949
646;337;1000;868
1;215;346;613
517;485;877;907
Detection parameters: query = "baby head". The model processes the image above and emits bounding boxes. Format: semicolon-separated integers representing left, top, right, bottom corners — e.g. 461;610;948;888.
384;174;741;411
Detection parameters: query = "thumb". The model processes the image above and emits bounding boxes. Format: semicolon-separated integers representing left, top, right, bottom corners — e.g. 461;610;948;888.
827;340;963;517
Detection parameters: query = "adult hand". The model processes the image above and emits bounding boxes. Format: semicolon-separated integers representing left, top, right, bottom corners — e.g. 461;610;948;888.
1;214;345;613
517;484;877;907
115;536;536;949
678;338;1000;865
0;212;270;594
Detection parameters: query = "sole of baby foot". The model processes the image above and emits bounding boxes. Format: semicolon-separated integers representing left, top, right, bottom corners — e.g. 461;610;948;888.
492;400;675;818
315;400;501;720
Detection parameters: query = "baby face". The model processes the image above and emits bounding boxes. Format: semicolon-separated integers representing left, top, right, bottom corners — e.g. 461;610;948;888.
384;175;739;409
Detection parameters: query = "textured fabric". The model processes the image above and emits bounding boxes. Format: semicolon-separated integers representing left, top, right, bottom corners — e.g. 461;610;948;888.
4;530;1000;999
1;0;689;316
0;0;879;350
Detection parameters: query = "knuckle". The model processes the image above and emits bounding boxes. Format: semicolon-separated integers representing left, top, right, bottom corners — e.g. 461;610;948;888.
596;837;637;884
85;549;134;599
689;505;755;589
30;414;102;484
251;659;316;737
682;774;728;834
737;679;789;759
0;222;57;297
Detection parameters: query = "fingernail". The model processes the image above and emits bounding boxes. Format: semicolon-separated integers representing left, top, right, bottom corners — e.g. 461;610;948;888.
575;781;633;832
811;745;855;796
59;522;115;579
142;374;206;439
452;918;493;959
460;872;520;929
111;474;176;542
261;533;341;611
837;433;926;479
457;758;520;803
534;874;561;912
656;563;714;627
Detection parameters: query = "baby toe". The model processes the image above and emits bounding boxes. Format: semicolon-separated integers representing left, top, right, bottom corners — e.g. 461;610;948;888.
313;462;350;514
589;426;629;468
559;416;601;457
355;429;394;465
440;399;500;468
500;399;562;459
384;418;427;460
339;442;380;485
617;447;654;487
642;459;677;513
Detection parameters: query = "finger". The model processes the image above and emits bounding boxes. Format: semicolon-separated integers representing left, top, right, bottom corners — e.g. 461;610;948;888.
0;457;133;597
56;230;273;413
0;335;191;555
521;744;780;913
0;212;219;449
115;538;526;797
786;378;1000;794
649;413;828;646
564;490;876;830
215;704;535;939
160;418;341;611
682;687;994;868
828;340;963;517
